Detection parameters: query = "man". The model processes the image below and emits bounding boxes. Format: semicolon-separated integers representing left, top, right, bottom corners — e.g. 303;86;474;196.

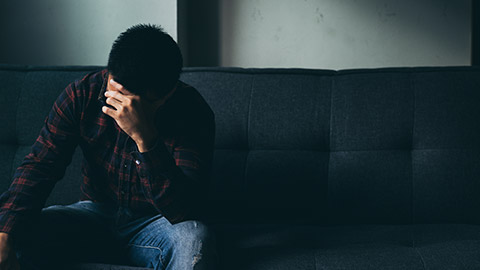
0;24;217;270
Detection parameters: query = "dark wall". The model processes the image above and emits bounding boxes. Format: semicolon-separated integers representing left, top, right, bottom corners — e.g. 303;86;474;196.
178;0;220;67
473;0;479;65
0;1;67;64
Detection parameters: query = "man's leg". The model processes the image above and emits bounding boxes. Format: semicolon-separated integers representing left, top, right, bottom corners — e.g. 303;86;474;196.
120;215;218;270
15;201;121;270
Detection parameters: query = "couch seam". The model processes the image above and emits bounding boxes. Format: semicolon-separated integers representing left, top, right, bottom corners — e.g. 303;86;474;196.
179;66;480;76
214;147;471;151
412;225;427;270
3;65;478;74
413;246;428;270
328;76;334;152
14;72;26;145
246;74;254;150
10;71;27;178
326;75;334;224
410;72;416;226
410;73;425;270
412;224;427;270
243;74;254;199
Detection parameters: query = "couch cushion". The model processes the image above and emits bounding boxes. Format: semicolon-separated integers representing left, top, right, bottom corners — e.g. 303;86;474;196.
0;65;104;206
2;65;480;225
181;67;480;226
212;223;480;270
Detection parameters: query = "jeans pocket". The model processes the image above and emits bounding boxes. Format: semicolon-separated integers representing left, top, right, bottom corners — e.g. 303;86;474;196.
126;244;165;269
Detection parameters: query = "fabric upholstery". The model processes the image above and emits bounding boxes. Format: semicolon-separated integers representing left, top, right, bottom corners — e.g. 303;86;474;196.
1;64;480;269
213;223;480;269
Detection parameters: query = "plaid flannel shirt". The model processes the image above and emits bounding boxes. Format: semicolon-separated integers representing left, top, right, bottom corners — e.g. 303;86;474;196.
0;69;215;235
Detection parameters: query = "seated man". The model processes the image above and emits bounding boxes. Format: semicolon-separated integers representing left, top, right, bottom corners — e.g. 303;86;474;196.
0;24;217;270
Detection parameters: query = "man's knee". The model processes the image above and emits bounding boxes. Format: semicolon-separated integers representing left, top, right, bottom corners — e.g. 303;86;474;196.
172;220;217;268
177;220;214;242
126;218;218;269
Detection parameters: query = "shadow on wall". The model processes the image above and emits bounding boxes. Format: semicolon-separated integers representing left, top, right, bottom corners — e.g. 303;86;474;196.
0;1;68;65
474;0;479;65
178;0;220;67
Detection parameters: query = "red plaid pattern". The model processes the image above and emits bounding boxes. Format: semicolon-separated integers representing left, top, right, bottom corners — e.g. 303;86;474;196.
0;69;215;235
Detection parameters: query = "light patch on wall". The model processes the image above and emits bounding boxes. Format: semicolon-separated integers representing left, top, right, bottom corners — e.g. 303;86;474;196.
220;0;471;69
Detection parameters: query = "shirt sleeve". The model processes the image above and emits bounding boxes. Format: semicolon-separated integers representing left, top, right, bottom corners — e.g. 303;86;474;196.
0;82;81;236
131;126;214;224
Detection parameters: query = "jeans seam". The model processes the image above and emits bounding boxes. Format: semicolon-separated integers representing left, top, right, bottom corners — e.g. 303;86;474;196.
127;243;165;267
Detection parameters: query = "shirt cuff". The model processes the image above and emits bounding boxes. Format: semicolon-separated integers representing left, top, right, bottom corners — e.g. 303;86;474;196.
130;139;177;175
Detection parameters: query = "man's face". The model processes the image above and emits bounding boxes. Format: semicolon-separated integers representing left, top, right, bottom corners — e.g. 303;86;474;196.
106;73;177;110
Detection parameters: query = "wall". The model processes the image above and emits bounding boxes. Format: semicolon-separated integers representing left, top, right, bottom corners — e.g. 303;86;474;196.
0;0;472;68
473;0;480;66
219;0;471;69
178;0;220;67
0;0;177;66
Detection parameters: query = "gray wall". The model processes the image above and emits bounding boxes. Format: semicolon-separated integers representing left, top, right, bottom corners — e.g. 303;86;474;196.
218;0;471;69
0;0;177;66
473;0;480;65
0;0;473;68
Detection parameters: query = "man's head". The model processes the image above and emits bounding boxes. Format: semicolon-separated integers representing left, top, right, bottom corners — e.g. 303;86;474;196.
107;24;183;98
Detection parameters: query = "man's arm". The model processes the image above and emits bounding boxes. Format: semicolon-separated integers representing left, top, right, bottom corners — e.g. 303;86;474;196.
102;79;215;223
0;81;81;236
131;133;214;223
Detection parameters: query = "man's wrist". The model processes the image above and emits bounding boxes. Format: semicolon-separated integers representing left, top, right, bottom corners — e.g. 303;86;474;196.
0;233;10;242
0;232;13;248
133;131;159;153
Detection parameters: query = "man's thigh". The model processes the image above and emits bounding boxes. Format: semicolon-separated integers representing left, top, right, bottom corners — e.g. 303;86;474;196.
121;216;218;270
15;201;121;269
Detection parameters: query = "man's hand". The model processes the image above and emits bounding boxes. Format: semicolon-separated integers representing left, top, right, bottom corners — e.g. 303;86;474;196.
0;233;20;270
102;79;159;152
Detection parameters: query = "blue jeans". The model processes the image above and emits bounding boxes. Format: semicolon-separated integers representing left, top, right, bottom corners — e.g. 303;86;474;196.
15;201;218;270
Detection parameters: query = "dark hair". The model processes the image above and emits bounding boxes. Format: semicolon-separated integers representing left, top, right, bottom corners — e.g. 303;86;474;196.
107;24;183;97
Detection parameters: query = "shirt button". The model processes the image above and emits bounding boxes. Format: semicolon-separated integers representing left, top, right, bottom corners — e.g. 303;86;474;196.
124;164;128;168
120;190;125;195
135;160;141;165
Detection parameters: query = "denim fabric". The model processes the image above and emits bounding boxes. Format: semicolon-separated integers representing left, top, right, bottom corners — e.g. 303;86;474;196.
15;201;218;270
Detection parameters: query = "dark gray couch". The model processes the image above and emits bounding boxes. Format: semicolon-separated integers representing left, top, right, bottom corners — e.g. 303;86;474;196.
1;64;480;269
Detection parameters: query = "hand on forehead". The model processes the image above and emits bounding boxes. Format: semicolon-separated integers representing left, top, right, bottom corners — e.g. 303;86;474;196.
107;74;134;95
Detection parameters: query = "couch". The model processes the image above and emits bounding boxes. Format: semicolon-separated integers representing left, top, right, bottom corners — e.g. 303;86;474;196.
1;64;480;269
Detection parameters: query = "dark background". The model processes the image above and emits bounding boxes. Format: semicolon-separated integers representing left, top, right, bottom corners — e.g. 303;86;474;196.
473;0;479;65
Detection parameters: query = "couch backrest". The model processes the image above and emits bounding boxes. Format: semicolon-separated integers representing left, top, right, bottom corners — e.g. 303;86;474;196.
1;65;480;226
